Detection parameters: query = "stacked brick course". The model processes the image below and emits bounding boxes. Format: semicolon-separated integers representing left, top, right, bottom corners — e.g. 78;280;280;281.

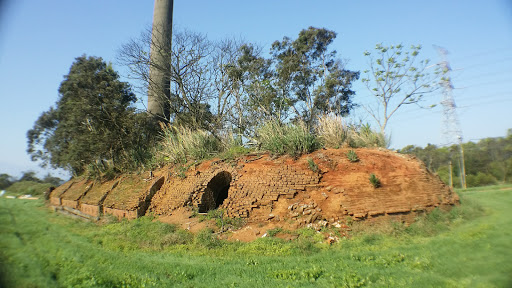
48;174;164;220
79;179;119;218
48;148;459;226
149;166;237;214
220;163;321;218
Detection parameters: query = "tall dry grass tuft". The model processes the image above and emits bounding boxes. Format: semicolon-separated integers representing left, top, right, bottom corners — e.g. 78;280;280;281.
315;114;387;149
257;120;320;157
316;114;348;148
347;123;387;148
158;123;222;164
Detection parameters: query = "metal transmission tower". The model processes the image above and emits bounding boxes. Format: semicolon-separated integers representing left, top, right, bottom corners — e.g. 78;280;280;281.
148;0;173;121
436;46;467;189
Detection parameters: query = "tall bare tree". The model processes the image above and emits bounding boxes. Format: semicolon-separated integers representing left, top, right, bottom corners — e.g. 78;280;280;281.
118;27;245;132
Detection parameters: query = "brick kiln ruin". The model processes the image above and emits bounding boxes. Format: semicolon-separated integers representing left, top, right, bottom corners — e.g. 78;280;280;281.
49;148;459;227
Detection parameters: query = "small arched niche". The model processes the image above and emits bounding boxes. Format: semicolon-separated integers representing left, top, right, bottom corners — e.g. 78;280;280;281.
199;171;232;213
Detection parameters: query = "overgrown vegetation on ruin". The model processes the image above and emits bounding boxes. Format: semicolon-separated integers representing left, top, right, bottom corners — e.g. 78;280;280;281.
156;115;386;167
22;22;512;186
26;27;416;179
1;185;511;287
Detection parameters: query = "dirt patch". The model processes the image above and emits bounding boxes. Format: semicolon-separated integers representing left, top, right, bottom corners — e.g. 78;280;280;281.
157;208;216;233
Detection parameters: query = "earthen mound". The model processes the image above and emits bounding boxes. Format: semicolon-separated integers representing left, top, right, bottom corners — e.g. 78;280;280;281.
48;148;459;232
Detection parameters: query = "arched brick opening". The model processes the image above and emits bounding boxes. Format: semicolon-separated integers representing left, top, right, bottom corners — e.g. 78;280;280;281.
138;176;165;217
199;171;232;213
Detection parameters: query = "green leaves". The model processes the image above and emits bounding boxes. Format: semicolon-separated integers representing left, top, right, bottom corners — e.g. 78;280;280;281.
362;43;442;135
271;27;359;127
27;55;154;175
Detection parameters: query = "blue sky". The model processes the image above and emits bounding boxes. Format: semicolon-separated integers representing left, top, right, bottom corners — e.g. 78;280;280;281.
1;0;511;179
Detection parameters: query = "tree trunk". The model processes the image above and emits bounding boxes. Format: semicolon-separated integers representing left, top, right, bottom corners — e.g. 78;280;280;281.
148;0;173;121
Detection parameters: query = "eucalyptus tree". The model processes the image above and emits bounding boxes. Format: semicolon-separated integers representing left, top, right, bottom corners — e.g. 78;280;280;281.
271;27;359;128
225;44;279;139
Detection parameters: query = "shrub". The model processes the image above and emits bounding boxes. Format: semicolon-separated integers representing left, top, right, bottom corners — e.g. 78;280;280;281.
257;120;320;157
346;150;359;162
205;209;225;227
466;172;498;187
160;229;193;246
5;181;53;196
194;228;222;249
315;116;387;149
224;217;246;230
174;164;189;179
267;227;283;237
198;209;245;230
347;123;387;148
316;114;347;148
307;158;319;173
369;173;381;188
218;145;252;161
158;124;223;164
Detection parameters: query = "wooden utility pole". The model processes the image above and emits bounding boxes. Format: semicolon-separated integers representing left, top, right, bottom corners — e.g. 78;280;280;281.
148;0;173;120
449;161;453;188
458;136;467;189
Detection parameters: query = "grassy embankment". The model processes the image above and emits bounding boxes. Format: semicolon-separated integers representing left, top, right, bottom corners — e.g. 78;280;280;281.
0;185;511;287
3;181;53;197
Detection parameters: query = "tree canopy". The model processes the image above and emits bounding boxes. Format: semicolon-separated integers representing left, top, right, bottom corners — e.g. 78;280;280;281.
118;26;359;141
0;173;14;190
362;44;442;136
399;129;512;187
270;27;359;127
27;55;154;175
27;27;468;178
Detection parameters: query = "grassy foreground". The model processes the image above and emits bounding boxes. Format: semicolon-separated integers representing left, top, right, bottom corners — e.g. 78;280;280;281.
1;186;511;287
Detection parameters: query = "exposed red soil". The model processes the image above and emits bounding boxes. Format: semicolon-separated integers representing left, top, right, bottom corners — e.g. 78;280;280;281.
49;148;459;241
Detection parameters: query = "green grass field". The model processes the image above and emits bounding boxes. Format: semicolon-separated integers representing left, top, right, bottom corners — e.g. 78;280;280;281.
1;185;511;287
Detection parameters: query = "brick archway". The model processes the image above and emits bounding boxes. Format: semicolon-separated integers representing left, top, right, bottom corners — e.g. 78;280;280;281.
198;171;232;213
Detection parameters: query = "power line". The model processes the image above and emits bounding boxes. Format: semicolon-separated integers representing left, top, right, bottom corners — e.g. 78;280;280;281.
449;46;512;62
454;56;512;71
451;69;512;83
456;91;512;101
458;97;512;109
454;78;512;89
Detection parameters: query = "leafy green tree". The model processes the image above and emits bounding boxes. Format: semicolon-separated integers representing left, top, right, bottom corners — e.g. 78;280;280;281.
399;129;512;187
466;172;497;187
362;44;442;136
42;173;64;186
481;131;512;182
399;144;450;172
19;171;41;183
27;55;150;175
462;141;489;176
271;27;359;127
0;173;13;189
225;44;282;139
